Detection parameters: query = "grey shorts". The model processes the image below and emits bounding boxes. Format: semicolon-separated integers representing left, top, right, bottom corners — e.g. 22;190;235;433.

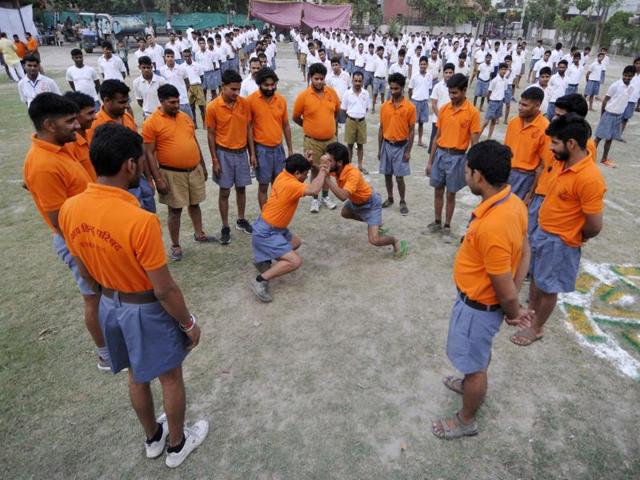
251;217;293;262
430;148;467;193
344;191;382;226
379;140;411;177
531;227;581;294
99;294;189;383
256;143;286;185
485;99;503;120
527;193;544;238
446;298;503;374
373;77;386;95
508;169;536;200
53;234;96;297
412;99;429;124
595;111;623;141
214;147;252;189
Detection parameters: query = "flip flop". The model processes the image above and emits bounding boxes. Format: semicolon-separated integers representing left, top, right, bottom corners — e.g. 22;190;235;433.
394;240;408;260
510;327;543;347
442;375;464;395
432;413;478;440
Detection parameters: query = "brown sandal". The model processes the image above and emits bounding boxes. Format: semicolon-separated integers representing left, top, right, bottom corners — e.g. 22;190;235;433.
510;327;543;347
442;375;464;395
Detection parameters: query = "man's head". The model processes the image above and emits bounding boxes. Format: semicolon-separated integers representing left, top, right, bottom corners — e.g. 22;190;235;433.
352;70;364;90
419;56;428;74
555;42;562;51
138;56;154;79
221;69;242;102
554;94;588;118
164;49;176;67
318;48;327;62
519;87;544;119
28;93;79;144
309;63;327;91
147;35;157;46
99;80;130;117
458;53;466;65
256;67;278;97
63;91;96;131
137;37;147;50
331;57;342;75
498;62;508;77
597;52;605;62
70;48;84;67
368;43;375;54
376;46;384;58
102;41;114;58
23;55;40;79
545;113;590;162
539;67;552;86
13;34;19;42
324;142;350;173
430;48;437;60
447;73;468;104
388;73;406;100
257;52;268;68
90;123;144;188
623;65;635;85
285;153;312;182
543;50;551;61
485;53;492;64
557;59;568;75
158;84;180;116
183;48;192;63
634;56;640;73
465;140;512;194
398;49;406;63
248;57;261;79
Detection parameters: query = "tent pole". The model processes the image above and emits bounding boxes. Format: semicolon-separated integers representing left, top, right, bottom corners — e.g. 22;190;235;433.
13;0;28;36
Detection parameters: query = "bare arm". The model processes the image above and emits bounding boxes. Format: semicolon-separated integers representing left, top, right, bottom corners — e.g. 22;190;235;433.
431;98;438;117
377;124;383;159
323;176;349;201
489;272;530;326
404;124;415;162
68;81;76;91
582;212;603;240
247;122;257;168
513;235;531;291
94;79;101;94
283;120;293;157
74;256;100;293
206;126;221;176
46;210;61;234
293;114;303;128
600;95;610;115
304;168;328;196
470;132;480;147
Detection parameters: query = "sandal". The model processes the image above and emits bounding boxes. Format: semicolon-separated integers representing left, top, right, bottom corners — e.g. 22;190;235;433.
510;327;543;347
432;412;478;440
194;232;219;243
442;375;464;395
381;198;394;208
170;245;183;261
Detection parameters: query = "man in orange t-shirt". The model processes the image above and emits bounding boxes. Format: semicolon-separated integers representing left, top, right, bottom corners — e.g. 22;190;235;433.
249;153;329;303
322;142;408;259
63;91;97;181
512;115;606;347
22;92;108;371
433;140;532;440
88;79;156;213
206;69;253;245
293;62;340;213
58;123;208;468
143;84;216;261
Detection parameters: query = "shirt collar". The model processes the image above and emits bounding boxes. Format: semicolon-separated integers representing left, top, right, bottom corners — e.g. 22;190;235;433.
31;133;64;153
85;183;140;206
471;185;512;220
27;74;43;84
562;152;594;174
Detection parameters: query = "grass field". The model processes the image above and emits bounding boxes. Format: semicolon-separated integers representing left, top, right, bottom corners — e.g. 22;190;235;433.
1;42;639;479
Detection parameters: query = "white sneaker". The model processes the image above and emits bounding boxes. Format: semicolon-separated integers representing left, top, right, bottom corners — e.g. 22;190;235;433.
321;195;337;210
145;414;169;459
165;420;209;468
310;198;320;213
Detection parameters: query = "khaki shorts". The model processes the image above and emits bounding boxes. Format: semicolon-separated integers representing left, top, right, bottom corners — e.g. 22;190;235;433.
188;84;205;106
299;53;307;66
344;117;367;145
303;136;336;167
158;163;206;208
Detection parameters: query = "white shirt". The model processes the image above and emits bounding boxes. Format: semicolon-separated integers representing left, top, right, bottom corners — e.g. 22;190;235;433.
133;74;167;115
473;48;487;64
307;52;321;66
531;46;544;60
602;55;610;71
429;81;450;123
164;41;183;60
326;70;351;99
630;74;640;103
488;75;508;101
354;51;366;68
525;83;549;113
566;64;583;85
534;59;552;77
373;56;388;78
477;62;492;81
364;53;377;72
65;65;99;101
505;67;517;86
587;61;604;81
605;79;633;114
159;64;189;104
427;57;442;79
455;63;470;77
240;76;258;97
195;49;214;72
548;73;569;102
550;49;563;66
389;62;409;78
409;72;432;101
18;74;61;106
98;55;126;80
182;61;203;85
340;88;370;119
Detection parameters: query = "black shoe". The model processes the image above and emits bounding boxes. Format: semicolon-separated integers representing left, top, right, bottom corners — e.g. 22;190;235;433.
236;218;253;234
220;226;231;245
399;201;409;216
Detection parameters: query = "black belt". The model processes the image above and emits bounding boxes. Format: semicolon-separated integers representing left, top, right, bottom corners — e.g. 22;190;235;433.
160;164;198;173
512;167;535;174
216;144;247;154
101;287;157;304
347;115;365;122
438;147;466;155
384;139;408;147
375;76;385;79
458;289;501;312
568;84;578;87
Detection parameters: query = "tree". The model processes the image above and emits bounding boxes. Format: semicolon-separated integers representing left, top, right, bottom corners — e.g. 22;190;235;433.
603;10;640;53
592;0;622;49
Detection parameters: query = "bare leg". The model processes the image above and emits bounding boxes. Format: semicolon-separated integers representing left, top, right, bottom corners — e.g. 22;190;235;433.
128;373;157;439
235;186;246;220
504;103;511;124
262;250;303;281
460;371;487;423
167;206;182;246
527;280;558;337
219;188;230;227
396;176;406;202
384;174;394;201
83;294;104;347
434;186;445;222
488;119;496;139
258;184;269;210
158;366;186;447
190;103;197;127
347;143;354;161
356;144;364;169
187;204;204;235
418;123;424;145
445;191;456;225
601;140;613;162
198;105;206;125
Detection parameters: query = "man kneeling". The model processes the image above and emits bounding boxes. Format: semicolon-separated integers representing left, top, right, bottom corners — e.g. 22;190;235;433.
250;153;329;302
322;142;408;258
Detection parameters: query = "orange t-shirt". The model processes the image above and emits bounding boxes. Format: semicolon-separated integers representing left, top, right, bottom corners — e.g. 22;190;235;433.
336;164;372;205
292;86;340;140
504;113;549;171
247;91;289;147
23;135;92;233
63;132;97;181
261;170;307;228
380;97;417;142
453;186;528;305
436;99;481;151
27;37;38;52
536;138;597;196
205;95;251;149
59;183;167;293
142;109;200;169
15;41;27;59
87;107;138;144
539;153;606;247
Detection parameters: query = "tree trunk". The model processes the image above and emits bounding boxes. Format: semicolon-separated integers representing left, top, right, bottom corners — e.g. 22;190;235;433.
593;5;609;50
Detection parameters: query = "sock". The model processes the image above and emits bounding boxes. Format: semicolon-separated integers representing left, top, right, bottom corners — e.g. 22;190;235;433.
256;274;266;283
97;346;110;362
145;422;163;444
167;435;186;453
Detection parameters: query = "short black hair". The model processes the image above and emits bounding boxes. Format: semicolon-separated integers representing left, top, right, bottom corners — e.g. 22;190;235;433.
28;93;79;130
521;86;544;104
331;56;340;64
285;153;312;174
623;65;635;75
164;48;175;56
90;124;144;177
466;140;511;186
255;67;279;85
102;41;114;50
557;59;568;67
70;48;83;56
138;55;153;66
498;62;508;69
99;79;130;101
221;69;242;84
352;70;364;79
447;73;468;90
545;112;591;149
157;84;180;101
554;94;588;117
443;62;455;72
388;72;406;88
419;55;429;64
23;54;40;65
539;66;552;76
325;142;350;164
249;57;261;65
63;91;96;110
398;49;406;56
308;63;327;77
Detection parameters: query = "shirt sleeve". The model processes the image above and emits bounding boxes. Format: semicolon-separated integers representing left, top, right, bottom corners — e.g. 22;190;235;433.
292;92;304;119
133;81;142;101
205;103;216;129
141;117;156;144
134;214;167;272
341;169;359;195
470;109;481;134
51;79;62;95
28;168;69;212
479;230;514;276
65;68;73;82
578;176;606;215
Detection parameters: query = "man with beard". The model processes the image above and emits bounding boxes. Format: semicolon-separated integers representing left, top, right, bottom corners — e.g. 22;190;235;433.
22;93;108;371
58;123;208;468
247;67;293;209
511;114;606;347
62;91;97;181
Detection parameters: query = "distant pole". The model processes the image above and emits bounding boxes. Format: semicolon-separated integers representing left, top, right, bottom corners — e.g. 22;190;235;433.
13;0;27;36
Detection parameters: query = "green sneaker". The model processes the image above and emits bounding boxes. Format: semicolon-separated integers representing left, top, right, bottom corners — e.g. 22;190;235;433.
394;240;409;259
